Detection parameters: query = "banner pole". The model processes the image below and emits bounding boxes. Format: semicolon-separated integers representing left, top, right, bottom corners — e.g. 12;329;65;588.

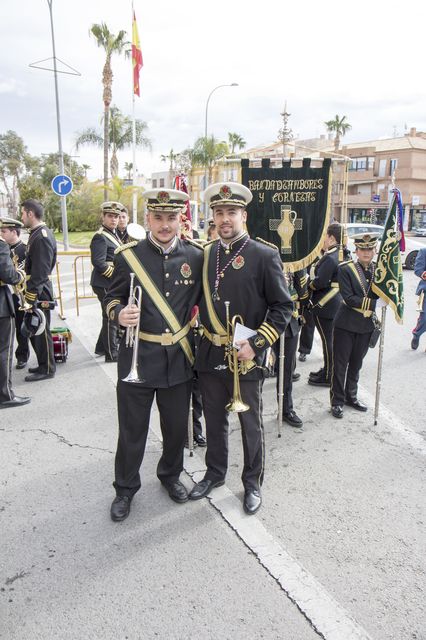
277;333;285;437
187;394;194;457
373;306;387;426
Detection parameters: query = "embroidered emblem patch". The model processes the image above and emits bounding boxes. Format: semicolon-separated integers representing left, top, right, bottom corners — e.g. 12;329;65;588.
219;184;232;200
157;191;170;204
232;255;245;270
254;336;266;348
180;263;192;278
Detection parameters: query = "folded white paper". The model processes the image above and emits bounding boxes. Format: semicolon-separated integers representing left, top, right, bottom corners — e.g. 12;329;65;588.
233;322;257;349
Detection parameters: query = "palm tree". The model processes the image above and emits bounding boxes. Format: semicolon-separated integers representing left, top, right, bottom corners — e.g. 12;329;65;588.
81;164;91;178
90;22;129;198
227;132;246;154
192;136;229;183
75;105;151;179
124;162;133;180
161;149;181;186
324;115;352;152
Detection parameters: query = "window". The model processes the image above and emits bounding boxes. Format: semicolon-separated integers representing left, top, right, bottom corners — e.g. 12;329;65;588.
152;179;157;188
159;178;165;187
390;158;398;175
378;159;387;177
348;157;369;171
368;157;375;170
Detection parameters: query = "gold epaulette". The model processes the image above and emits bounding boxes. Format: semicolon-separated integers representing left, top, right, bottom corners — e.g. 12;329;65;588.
184;237;205;250
339;259;353;267
114;241;138;255
95;227;103;235
256;237;279;251
203;238;219;246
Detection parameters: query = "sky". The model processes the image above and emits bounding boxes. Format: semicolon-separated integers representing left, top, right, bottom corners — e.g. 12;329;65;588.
1;0;425;182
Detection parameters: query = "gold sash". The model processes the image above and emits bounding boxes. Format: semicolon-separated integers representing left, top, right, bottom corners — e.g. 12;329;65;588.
202;243;227;336
121;249;194;365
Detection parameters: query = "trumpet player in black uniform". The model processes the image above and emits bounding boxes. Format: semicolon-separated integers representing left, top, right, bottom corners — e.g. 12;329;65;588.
0;217;29;369
104;189;203;522
189;182;292;515
0;225;30;408
308;223;346;387
21;199;57;382
273;269;309;428
90;202;124;362
330;233;380;419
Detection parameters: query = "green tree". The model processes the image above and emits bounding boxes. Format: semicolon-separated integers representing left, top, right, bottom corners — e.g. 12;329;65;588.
0;130;28;214
123;162;133;180
227;132;246;154
75;105;150;179
161;148;180;186
191;136;229;184
90;22;129;198
324;115;352;151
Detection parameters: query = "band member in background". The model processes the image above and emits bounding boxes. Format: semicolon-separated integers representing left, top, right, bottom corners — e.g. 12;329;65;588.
297;255;321;362
116;206;130;244
308;223;346;387
273;269;309;428
104;188;203;522
330;233;380;419
90;202;124;362
207;219;219;241
189;182;292;515
21;199;57;382
411;247;426;351
0;218;29;369
0;231;30;408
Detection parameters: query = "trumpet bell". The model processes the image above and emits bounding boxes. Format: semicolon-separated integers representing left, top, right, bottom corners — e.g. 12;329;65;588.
225;398;250;413
127;223;146;241
121;370;145;384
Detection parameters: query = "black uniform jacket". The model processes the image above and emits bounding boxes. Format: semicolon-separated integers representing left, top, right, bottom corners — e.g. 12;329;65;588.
0;239;23;318
90;226;122;289
24;224;57;306
116;228;130;244
196;234;293;380
309;246;342;319
10;240;26;269
285;269;309;338
334;260;378;333
104;235;203;388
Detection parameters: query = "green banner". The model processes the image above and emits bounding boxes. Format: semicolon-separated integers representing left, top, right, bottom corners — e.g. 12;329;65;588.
241;158;332;269
372;192;404;323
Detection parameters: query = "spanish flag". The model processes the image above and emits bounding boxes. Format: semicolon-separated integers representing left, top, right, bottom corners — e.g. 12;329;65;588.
132;11;143;97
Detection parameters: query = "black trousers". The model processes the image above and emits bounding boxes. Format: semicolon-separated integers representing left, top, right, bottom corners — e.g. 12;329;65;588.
198;372;265;491
0;316;15;402
93;286;119;359
313;315;334;380
13;296;29;364
191;374;203;436
30;307;56;375
330;327;371;406
273;333;298;415
114;379;192;497
298;307;315;355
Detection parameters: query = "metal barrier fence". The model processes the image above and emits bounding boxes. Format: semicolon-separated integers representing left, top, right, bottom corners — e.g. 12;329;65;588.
53;251;96;318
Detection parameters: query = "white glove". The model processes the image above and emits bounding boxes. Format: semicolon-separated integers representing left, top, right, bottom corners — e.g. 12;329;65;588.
376;298;387;309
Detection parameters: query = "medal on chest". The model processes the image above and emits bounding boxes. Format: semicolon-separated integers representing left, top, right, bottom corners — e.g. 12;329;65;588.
180;263;192;278
211;237;249;302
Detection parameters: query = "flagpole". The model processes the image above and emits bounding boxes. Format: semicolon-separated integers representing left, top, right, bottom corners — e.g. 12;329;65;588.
373;306;387;425
131;1;137;224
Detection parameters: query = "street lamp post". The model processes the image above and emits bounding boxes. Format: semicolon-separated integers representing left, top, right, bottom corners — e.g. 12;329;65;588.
203;83;238;217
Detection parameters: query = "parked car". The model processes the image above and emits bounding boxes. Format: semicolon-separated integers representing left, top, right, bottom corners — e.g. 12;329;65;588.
344;223;422;270
412;227;426;237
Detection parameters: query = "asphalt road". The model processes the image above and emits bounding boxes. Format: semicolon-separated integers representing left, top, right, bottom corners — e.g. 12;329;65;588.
1;247;424;640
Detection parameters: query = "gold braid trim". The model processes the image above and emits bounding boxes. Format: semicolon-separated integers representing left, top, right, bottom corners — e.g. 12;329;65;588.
115;241;138;255
256;237;279;251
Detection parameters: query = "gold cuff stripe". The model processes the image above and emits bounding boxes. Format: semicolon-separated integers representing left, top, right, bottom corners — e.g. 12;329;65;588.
257;327;275;346
106;300;120;316
25;292;37;300
262;321;279;341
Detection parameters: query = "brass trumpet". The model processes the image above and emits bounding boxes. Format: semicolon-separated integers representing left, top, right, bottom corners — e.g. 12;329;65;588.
122;272;145;384
224;301;250;413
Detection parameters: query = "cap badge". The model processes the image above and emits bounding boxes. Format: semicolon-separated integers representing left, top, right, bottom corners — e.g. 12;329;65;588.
254;336;266;348
219;185;233;200
232;255;245;270
158;191;170;204
180;263;192;278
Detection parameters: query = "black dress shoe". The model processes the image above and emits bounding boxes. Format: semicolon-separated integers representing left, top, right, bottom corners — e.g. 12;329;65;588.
309;368;325;379
331;405;344;419
243;489;262;515
25;373;55;382
411;335;419;350
110;495;132;522
0;396;31;409
345;398;368;412
308;377;330;387
189;478;225;500
105;355;118;363
298;353;307;362
95;349;106;356
162;480;188;503
28;366;41;374
194;433;207;447
16;361;28;370
292;372;301;382
282;410;303;428
184;439;197;449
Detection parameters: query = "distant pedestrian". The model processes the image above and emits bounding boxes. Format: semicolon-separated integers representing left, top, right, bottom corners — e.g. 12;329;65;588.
411;247;426;350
